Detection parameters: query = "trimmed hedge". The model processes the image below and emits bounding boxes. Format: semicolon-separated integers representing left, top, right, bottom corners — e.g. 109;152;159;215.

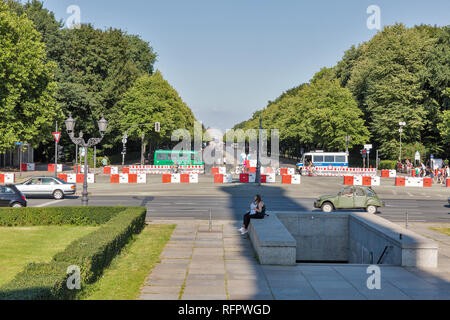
0;207;125;227
0;207;147;300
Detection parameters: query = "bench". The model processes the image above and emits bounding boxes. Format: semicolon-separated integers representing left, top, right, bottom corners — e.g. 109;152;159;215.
248;214;296;265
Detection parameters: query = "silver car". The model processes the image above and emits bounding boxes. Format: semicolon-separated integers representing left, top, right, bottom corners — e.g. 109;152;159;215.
16;177;77;200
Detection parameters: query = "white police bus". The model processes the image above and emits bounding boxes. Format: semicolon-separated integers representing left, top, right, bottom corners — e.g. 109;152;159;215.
296;151;349;172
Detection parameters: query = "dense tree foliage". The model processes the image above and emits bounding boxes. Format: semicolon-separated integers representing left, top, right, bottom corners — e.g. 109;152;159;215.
0;1;60;151
3;0;197;161
118;71;196;147
237;24;449;160
235;73;370;157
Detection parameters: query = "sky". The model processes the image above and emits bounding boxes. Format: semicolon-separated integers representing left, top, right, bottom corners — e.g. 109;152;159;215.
39;0;450;131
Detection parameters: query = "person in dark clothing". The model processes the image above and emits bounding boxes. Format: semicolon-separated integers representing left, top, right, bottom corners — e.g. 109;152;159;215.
239;195;266;235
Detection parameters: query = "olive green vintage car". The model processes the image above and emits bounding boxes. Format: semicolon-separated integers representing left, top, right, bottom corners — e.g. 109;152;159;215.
314;186;384;214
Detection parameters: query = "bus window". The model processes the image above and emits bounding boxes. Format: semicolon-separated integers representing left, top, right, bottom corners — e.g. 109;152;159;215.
325;156;335;163
335;155;346;163
314;155;324;163
191;154;195;161
156;153;168;161
304;155;312;164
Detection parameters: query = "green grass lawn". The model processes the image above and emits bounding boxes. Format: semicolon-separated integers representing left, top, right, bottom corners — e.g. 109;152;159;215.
0;226;98;287
430;228;450;236
82;224;175;300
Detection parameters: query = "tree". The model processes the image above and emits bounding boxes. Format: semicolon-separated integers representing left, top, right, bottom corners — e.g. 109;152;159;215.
233;77;369;153
117;71;197;151
6;0;63;62
0;2;60;151
299;78;370;150
347;24;434;158
438;110;450;145
53;25;157;150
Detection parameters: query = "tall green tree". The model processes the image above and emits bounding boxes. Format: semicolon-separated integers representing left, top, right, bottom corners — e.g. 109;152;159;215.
117;71;197;150
347;24;434;158
439;109;450;145
0;2;60;151
233;78;369;153
52;25;157;150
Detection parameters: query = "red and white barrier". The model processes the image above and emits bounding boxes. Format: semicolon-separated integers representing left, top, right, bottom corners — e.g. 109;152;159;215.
395;177;433;187
0;173;15;184
344;176;380;186
59;173;95;184
261;167;275;175
162;173;199;184
381;170;396;178
73;165;90;173
302;167;377;177
282;175;301;184
20;163;35;171
238;173;275;183
48;164;63;173
179;165;204;174
103;166;119;175
278;168;296;176
214;174;233;184
264;173;276;183
114;174;147;184
212;167;227;175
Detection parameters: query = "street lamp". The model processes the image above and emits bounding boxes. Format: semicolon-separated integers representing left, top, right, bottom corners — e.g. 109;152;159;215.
65;113;108;206
399;122;406;161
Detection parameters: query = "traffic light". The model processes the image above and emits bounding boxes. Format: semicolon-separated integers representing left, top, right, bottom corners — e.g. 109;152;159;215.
361;149;367;159
58;146;64;161
155;122;160;133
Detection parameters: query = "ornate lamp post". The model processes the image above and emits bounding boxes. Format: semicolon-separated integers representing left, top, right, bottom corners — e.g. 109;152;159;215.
65;113;108;206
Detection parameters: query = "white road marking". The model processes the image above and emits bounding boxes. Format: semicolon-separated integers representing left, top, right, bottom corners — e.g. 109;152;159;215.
34;200;66;207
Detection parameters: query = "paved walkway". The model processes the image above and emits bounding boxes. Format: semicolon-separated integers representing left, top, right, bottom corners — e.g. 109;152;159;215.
139;220;450;300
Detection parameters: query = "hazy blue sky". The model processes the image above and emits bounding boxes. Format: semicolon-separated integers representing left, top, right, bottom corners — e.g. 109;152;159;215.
40;0;449;131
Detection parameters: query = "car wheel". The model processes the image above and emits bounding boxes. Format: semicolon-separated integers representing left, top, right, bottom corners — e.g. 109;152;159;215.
321;202;334;213
366;205;377;214
53;190;64;200
11;202;24;208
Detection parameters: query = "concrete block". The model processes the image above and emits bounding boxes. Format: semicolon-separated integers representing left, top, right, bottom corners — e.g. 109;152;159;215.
249;215;296;266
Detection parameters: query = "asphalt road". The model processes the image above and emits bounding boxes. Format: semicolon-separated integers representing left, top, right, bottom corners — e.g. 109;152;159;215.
27;195;450;223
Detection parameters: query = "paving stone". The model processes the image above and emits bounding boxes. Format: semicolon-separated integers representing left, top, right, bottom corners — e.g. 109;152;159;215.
160;258;191;265
192;248;224;255
271;286;320;300
266;278;310;289
185;279;225;287
181;294;228;300
188;268;225;275
147;272;187;280
161;250;192;259
226;272;264;279
183;285;226;295
139;293;180;300
313;287;367;300
145;279;185;286
198;225;223;233
227;286;272;296
141;286;181;294
186;274;226;281
194;241;224;248
228;294;273;300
